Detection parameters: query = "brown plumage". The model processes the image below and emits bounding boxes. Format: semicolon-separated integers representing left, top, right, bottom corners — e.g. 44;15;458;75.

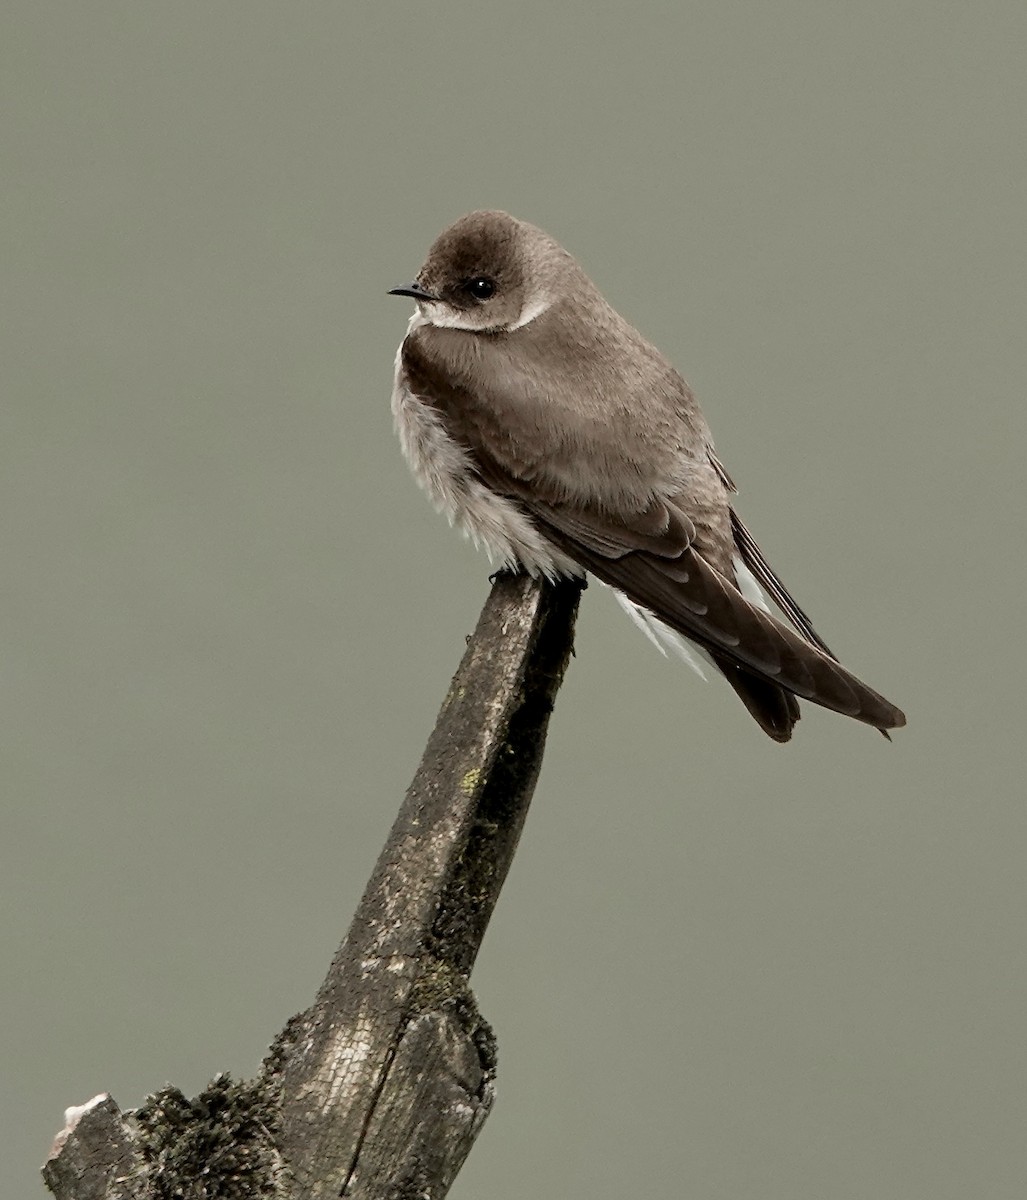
389;210;905;741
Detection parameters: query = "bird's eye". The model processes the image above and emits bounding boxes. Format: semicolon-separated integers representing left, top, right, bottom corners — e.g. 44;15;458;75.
465;276;496;300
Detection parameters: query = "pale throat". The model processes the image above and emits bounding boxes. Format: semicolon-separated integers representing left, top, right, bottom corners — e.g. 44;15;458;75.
413;295;552;333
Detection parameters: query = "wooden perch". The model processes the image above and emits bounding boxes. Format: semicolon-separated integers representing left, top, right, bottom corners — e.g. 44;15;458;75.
43;572;582;1200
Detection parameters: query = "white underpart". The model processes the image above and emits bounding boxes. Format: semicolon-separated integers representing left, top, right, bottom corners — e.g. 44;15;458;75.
417;301;479;330
732;553;772;613
609;588;711;680
417;294;552;332
392;308;763;672
392;317;578;580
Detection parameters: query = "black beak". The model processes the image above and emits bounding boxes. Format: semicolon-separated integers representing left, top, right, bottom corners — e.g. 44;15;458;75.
387;281;438;302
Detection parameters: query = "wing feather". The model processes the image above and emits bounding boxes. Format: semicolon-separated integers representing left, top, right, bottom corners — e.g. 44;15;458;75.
532;519;904;727
729;509;837;658
400;329;905;733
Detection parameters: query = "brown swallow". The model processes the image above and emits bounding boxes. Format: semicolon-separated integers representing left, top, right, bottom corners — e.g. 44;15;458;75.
389;210;905;741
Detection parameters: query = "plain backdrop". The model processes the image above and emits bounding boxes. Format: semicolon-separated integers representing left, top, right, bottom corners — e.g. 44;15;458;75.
4;4;1025;1198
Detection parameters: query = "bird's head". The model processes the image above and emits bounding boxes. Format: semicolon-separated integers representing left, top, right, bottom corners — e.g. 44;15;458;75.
389;210;574;333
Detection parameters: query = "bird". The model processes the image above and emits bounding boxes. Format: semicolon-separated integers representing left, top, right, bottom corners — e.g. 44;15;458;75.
388;210;905;742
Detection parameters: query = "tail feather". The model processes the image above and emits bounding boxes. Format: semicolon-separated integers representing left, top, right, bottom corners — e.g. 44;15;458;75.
712;653;801;743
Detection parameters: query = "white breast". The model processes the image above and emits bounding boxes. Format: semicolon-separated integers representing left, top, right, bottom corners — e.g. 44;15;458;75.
391;323;579;582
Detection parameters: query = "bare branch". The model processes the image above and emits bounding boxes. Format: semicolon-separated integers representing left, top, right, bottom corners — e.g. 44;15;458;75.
278;571;581;1196
44;573;582;1199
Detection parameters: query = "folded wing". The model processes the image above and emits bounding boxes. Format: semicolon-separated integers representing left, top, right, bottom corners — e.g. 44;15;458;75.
402;330;906;735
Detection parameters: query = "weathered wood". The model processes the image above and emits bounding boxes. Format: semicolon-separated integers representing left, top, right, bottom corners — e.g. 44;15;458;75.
43;1096;143;1200
43;573;582;1199
277;571;581;1196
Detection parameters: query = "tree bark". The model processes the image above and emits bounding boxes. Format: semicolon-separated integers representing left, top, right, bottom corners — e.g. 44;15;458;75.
43;573;582;1200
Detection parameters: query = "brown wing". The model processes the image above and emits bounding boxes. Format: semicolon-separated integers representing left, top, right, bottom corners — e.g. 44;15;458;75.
529;504;903;729
729;509;837;659
478;456;904;731
708;448;836;657
403;333;906;733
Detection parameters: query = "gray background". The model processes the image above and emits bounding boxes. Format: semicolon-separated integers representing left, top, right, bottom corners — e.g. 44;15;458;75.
4;3;1024;1197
